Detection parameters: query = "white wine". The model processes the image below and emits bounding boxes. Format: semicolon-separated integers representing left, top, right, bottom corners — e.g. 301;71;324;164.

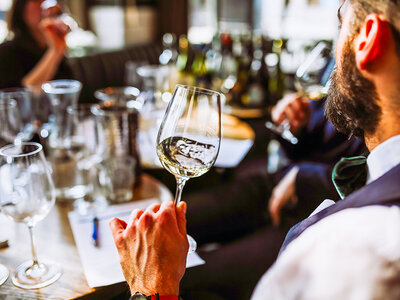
303;84;328;101
157;136;217;178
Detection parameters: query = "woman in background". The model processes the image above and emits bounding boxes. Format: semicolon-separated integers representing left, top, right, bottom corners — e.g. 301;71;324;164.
0;0;72;88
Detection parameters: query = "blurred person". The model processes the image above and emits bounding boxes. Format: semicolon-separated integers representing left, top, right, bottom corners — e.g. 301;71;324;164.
0;0;72;89
109;0;400;299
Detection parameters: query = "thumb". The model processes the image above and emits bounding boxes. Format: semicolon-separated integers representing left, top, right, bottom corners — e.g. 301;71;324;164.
176;201;187;236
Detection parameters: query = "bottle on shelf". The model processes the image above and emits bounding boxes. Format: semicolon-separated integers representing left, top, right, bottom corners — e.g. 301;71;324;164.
265;39;285;106
240;32;270;108
176;35;194;86
218;33;238;105
191;44;209;86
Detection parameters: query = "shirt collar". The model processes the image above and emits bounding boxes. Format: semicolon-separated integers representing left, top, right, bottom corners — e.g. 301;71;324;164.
366;134;400;184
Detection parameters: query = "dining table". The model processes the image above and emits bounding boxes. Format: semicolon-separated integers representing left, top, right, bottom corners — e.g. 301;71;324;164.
0;174;173;300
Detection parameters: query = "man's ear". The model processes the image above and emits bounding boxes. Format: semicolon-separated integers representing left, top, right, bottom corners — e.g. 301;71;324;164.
355;14;392;70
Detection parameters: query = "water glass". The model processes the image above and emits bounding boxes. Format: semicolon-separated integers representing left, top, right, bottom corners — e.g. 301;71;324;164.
42;79;82;146
47;105;94;201
99;155;136;203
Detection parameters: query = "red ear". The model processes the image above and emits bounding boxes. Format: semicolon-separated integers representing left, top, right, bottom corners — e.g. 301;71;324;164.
355;14;392;70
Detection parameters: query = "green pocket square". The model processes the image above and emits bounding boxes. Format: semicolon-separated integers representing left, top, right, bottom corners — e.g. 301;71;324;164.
332;156;367;199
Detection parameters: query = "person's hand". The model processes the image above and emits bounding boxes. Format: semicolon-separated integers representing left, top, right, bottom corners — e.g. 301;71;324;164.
269;166;299;226
109;200;189;296
40;18;69;54
271;93;312;134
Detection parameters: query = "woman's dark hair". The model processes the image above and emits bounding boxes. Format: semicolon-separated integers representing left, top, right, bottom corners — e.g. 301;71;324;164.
6;0;33;39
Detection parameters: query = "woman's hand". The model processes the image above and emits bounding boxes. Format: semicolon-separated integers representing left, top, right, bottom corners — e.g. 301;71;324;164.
40;18;69;55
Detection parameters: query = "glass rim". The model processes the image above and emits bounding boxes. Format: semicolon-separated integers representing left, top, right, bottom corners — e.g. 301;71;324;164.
0;87;29;95
0;142;43;158
67;104;95;114
94;86;141;101
175;84;225;97
91;103;137;116
42;79;82;94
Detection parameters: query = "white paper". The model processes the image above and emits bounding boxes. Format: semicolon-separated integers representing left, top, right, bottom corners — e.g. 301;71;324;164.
215;138;253;168
68;199;205;288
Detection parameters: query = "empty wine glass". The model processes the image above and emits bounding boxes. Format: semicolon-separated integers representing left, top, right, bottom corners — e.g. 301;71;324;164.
0;142;62;289
266;41;332;144
0;88;35;144
156;85;222;252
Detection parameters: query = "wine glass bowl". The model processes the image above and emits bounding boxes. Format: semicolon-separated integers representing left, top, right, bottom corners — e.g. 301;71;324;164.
295;41;331;100
0;142;62;289
156;85;222;253
0;88;35;144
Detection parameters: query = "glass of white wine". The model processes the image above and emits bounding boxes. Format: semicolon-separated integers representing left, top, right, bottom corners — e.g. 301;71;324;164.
0;142;62;289
156;85;222;252
266;41;332;144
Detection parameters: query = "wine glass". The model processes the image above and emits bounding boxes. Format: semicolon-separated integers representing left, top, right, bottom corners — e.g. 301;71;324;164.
0;142;62;289
266;41;332;144
156;85;222;252
0;88;35;145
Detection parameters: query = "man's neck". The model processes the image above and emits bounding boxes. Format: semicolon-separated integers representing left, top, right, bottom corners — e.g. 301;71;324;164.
365;112;400;151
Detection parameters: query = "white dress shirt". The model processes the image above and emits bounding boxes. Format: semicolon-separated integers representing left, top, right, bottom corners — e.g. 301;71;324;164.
251;134;400;300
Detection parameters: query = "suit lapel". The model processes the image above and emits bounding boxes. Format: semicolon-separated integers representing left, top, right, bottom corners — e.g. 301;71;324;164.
280;163;400;253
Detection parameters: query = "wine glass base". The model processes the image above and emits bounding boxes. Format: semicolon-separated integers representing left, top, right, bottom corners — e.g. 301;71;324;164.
0;264;9;286
12;260;62;289
187;234;197;253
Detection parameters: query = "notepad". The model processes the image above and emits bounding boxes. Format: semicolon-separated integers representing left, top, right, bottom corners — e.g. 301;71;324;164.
68;199;205;287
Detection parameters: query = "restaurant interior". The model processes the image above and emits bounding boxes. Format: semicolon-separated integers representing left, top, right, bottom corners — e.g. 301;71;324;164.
1;0;400;299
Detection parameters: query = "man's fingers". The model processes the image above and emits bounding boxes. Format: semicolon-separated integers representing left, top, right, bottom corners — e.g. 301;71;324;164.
109;218;127;244
128;209;144;226
146;203;162;214
269;197;281;227
176;201;187;236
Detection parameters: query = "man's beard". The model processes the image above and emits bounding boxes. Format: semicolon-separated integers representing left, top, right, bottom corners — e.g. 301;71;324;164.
325;38;381;138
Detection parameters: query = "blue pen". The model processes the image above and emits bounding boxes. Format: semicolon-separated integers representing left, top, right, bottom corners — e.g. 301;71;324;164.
92;217;99;247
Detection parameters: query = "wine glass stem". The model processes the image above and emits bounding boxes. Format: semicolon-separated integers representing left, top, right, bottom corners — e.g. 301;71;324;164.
174;177;187;206
28;225;39;267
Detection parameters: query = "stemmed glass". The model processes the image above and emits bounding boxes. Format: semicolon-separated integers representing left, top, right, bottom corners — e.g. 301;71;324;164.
156;85;222;252
0;142;62;289
0;88;35;145
266;41;331;144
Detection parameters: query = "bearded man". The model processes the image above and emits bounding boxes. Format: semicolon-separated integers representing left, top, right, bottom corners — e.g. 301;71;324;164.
109;0;400;299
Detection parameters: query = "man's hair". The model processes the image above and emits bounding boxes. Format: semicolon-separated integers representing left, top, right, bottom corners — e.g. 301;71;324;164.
350;0;400;56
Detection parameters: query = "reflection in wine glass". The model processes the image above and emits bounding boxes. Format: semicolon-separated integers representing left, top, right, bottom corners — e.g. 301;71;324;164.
156;85;222;253
0;142;62;289
266;41;332;144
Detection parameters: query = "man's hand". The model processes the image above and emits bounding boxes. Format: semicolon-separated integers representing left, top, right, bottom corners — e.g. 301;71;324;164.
109;201;189;296
271;93;312;134
269;166;299;226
